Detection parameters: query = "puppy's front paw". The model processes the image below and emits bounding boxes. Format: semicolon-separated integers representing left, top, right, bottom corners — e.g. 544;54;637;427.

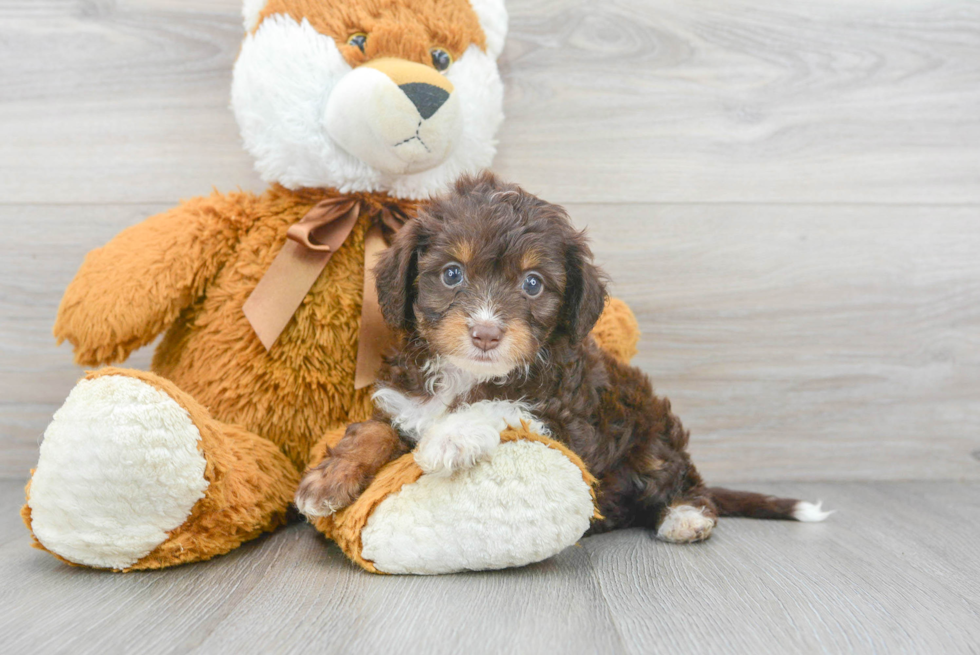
294;459;366;519
414;421;501;478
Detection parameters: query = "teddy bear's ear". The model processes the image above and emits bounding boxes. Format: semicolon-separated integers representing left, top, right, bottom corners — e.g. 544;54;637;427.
469;0;508;59
242;0;267;32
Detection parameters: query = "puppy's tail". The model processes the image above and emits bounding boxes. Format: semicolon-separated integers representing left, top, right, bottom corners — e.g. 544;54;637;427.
706;487;833;522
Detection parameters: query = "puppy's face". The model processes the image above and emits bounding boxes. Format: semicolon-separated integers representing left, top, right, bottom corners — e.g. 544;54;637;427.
412;213;565;377
376;172;607;378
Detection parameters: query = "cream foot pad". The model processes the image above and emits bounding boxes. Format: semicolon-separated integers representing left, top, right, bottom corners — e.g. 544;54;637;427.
327;430;599;575
27;375;209;569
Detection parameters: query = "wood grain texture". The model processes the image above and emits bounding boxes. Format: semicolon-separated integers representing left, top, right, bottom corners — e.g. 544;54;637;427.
0;0;263;204
1;0;978;204
4;480;979;654
3;204;978;482
0;204;162;479
578;204;980;483
582;481;980;655
496;0;980;203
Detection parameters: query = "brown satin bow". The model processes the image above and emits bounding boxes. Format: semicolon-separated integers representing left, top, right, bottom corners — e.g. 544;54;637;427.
243;196;413;388
288;196;411;248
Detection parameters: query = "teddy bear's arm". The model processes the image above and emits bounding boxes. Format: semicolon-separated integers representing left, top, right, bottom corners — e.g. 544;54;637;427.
54;192;258;366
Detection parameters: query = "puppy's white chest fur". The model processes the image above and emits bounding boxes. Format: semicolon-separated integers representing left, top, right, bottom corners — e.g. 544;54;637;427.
372;357;548;477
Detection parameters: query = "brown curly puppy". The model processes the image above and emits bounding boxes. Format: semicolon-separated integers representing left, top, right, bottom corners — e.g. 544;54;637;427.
296;172;830;542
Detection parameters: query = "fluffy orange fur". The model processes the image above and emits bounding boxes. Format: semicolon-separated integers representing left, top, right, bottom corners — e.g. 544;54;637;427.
258;0;486;67
590;297;640;365
53;185;414;470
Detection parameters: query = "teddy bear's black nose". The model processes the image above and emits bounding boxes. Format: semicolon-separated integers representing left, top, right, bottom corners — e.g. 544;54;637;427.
399;83;450;120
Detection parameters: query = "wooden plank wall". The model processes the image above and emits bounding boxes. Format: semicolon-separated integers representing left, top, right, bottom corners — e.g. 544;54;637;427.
1;0;978;482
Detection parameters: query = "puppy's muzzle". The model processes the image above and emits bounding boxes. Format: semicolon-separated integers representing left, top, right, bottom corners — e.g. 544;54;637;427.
324;58;462;175
471;323;503;352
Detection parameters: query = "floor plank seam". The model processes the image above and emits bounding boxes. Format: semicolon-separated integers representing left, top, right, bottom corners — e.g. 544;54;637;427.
581;544;632;655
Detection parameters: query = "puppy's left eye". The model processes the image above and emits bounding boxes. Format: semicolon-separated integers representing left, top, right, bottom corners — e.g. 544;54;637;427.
522;273;544;297
442;263;464;287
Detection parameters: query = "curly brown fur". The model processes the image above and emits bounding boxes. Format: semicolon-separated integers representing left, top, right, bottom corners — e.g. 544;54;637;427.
326;172;829;539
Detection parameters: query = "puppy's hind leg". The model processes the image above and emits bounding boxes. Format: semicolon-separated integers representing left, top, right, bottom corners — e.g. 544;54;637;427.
630;454;718;543
609;455;718;544
295;421;407;519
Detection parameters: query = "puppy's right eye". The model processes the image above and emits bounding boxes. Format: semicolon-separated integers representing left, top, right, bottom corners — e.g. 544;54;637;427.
442;263;464;288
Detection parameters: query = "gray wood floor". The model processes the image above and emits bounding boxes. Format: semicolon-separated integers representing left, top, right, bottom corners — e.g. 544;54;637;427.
4;480;979;654
2;1;979;653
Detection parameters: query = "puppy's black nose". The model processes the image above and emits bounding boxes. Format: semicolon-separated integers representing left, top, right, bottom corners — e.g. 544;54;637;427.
471;324;503;352
399;83;449;120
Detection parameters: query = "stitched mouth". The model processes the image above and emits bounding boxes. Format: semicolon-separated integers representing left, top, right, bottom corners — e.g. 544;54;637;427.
393;120;431;153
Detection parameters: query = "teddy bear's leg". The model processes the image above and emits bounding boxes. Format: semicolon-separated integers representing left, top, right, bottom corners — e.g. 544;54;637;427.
22;367;300;571
591;297;640;364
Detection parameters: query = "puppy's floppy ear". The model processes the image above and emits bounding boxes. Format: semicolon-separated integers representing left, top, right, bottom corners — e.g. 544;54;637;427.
374;218;428;330
559;230;608;343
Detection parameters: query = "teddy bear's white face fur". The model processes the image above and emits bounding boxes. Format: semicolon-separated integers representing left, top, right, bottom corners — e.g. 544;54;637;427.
232;1;507;200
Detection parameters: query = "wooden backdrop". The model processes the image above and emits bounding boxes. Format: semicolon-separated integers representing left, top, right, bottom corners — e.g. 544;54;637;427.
2;0;979;484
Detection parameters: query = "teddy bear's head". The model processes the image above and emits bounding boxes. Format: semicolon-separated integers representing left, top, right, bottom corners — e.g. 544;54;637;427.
233;0;507;199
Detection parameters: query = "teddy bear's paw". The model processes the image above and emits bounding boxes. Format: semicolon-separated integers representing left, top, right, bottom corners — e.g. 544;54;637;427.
358;439;597;575
414;420;501;478
26;374;209;570
294;458;367;518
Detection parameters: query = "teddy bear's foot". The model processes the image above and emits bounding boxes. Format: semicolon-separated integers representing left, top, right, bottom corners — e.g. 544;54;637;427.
326;427;600;575
23;368;300;571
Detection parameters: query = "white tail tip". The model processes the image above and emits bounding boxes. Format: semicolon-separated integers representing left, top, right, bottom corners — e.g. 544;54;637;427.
793;501;834;522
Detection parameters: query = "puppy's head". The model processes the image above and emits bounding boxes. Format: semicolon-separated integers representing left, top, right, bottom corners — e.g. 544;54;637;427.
375;172;607;377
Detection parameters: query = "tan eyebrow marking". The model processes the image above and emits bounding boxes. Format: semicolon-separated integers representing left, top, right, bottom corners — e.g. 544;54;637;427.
521;249;542;270
449;240;474;263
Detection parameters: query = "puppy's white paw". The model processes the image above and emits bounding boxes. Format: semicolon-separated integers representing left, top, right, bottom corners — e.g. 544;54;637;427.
657;505;717;544
414;419;501;477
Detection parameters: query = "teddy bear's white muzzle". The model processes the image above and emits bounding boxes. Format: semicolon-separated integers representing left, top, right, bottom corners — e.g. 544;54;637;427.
325;66;462;175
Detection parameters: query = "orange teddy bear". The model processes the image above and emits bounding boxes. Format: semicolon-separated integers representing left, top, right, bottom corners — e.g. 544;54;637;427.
22;0;639;574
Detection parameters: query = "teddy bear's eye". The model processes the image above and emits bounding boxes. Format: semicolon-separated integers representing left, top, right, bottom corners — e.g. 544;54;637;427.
430;48;452;72
347;33;367;53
